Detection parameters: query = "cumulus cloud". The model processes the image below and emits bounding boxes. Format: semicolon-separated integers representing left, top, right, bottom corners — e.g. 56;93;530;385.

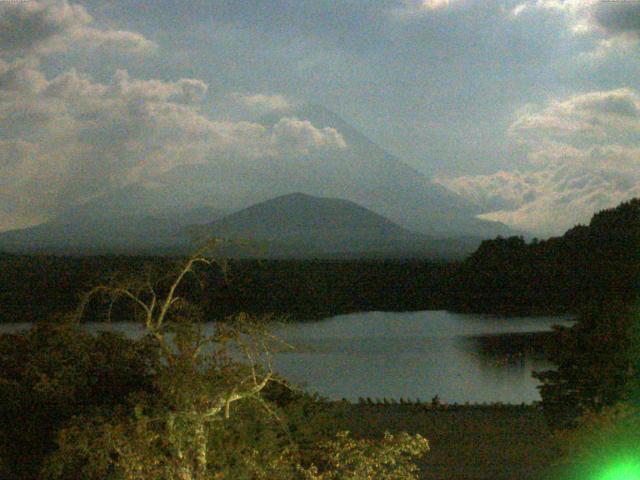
511;0;640;52
438;88;640;235
509;88;640;146
393;0;462;17
420;0;454;10
232;93;292;112
270;117;346;154
592;0;640;37
72;27;156;55
0;58;346;230
0;2;351;230
0;0;156;56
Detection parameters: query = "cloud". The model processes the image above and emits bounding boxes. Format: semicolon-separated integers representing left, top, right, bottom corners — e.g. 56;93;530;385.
232;93;292;112
438;88;640;235
0;2;349;230
394;0;462;17
420;0;454;10
440;161;640;235
270;117;347;154
72;27;157;55
0;56;47;92
592;0;640;37
511;0;640;53
0;59;347;230
508;88;640;146
108;69;208;104
0;0;156;56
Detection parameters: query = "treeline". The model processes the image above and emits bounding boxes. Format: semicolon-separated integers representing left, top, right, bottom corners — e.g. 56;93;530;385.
1;199;638;322
205;259;454;320
0;255;455;323
448;198;640;314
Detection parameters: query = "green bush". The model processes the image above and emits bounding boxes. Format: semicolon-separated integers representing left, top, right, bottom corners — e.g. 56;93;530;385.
0;320;156;480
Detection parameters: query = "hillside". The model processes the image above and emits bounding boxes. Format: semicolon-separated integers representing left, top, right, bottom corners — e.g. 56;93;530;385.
448;198;640;314
10;104;515;251
191;193;479;258
0;206;223;255
0;105;517;254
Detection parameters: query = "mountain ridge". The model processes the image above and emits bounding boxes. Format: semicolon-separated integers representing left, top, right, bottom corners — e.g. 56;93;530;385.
189;192;480;259
57;104;512;238
0;103;517;253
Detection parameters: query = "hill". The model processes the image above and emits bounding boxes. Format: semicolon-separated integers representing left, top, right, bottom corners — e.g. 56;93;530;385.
253;104;513;237
0;206;223;255
10;104;515;248
0;104;518;254
191;193;479;258
448;198;640;314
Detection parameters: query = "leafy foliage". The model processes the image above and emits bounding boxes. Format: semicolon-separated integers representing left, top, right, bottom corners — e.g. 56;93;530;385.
450;198;640;314
297;431;429;480
0;321;157;479
2;250;430;480
533;304;638;430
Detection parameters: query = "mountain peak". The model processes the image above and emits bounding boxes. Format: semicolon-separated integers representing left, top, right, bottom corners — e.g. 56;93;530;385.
203;193;406;236
191;193;479;258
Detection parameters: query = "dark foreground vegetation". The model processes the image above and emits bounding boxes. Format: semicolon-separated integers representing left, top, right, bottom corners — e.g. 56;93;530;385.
0;254;430;480
449;198;640;315
0;255;454;323
0;315;556;480
345;403;556;480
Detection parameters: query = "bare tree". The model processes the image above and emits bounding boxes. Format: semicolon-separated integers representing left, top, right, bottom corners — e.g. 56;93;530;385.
44;243;429;480
69;242;284;480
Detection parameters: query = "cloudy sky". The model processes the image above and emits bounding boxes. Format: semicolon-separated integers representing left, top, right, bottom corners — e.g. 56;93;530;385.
0;0;639;235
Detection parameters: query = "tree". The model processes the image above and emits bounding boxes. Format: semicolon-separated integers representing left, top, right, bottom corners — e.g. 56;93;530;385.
534;302;639;430
34;245;429;479
297;431;428;480
0;320;157;480
547;403;640;480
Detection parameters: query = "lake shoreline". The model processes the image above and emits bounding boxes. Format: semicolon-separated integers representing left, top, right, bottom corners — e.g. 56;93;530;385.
0;313;570;405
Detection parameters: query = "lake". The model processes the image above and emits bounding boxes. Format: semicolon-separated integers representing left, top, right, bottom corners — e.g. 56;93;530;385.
0;310;573;404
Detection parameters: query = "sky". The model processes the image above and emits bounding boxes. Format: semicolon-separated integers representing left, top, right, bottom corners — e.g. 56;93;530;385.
0;0;639;236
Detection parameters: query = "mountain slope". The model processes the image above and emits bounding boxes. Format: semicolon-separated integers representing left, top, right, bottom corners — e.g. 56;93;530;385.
257;104;512;237
46;104;513;241
191;193;478;258
0;206;223;255
0;104;515;253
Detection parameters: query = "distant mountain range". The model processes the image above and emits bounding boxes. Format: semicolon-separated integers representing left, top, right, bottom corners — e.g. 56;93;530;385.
0;193;481;258
0;104;516;256
0;207;223;255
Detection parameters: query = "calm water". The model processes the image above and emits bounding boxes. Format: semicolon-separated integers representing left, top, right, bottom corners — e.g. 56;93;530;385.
0;311;573;404
269;311;572;404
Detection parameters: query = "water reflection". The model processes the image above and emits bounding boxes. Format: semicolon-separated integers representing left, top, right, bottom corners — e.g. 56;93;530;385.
269;311;573;404
0;311;573;404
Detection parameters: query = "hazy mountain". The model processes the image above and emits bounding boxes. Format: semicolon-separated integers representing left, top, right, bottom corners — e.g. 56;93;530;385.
0;206;223;255
0;104;515;254
51;104;512;237
190;193;480;258
256;104;514;237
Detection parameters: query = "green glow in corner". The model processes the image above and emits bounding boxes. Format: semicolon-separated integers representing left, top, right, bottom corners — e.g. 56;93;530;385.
598;458;640;480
